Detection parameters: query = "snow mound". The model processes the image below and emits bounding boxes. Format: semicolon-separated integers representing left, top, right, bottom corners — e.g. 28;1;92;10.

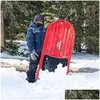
0;53;99;100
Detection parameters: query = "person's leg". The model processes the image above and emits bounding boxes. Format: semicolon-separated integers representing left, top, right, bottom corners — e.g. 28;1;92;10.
26;53;41;83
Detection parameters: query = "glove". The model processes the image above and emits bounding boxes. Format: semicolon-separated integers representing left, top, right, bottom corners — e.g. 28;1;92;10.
30;51;39;61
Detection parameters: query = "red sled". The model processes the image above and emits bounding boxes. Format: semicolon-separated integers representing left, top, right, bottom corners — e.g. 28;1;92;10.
36;19;75;79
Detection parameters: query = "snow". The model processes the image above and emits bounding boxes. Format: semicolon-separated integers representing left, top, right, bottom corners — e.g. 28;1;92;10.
0;54;100;100
0;41;100;100
1;51;29;60
1;58;29;66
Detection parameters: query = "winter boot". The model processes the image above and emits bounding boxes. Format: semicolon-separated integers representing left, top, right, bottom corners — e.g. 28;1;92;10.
26;70;37;83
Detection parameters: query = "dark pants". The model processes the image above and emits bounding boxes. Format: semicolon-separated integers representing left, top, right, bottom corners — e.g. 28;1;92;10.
26;53;41;81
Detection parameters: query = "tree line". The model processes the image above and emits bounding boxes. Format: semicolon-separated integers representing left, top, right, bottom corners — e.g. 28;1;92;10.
1;1;99;54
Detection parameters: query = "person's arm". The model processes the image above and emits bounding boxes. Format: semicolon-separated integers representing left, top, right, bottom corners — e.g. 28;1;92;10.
26;28;35;53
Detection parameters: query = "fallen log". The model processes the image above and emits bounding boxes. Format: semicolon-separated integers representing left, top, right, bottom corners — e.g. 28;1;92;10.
0;62;28;72
69;67;99;73
0;60;99;73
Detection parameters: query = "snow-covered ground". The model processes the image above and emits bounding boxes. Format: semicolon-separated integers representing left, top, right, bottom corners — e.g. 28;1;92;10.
0;41;100;100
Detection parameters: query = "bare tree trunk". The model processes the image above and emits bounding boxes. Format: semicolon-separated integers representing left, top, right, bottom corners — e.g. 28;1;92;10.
0;10;4;51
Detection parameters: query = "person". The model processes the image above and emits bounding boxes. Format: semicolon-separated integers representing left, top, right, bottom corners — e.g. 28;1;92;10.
26;14;46;83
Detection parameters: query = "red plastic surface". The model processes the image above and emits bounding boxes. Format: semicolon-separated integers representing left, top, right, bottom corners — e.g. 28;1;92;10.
36;20;75;79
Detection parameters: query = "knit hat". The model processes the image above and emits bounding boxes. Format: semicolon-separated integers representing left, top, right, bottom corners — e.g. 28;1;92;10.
33;14;44;23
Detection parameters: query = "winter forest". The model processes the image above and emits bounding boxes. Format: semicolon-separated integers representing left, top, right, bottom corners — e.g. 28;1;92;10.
0;1;100;100
1;1;99;54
